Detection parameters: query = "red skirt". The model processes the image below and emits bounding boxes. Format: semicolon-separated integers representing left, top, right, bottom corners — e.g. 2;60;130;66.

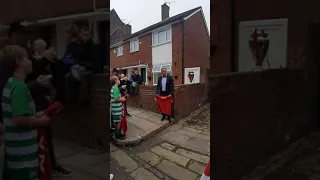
38;128;52;180
156;95;173;115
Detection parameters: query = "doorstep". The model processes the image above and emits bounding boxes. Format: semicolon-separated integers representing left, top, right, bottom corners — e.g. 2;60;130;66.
112;107;173;146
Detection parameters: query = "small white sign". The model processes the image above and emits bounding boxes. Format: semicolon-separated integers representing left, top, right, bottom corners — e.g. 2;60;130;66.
184;67;200;84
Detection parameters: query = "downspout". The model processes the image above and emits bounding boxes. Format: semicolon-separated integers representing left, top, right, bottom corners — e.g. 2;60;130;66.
181;19;185;84
230;0;236;72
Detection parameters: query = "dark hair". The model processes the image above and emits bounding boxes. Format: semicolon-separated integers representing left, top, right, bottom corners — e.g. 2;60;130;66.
110;76;118;86
66;24;80;40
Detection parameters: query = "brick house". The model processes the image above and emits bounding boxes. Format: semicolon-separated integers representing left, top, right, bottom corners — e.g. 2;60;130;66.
0;0;108;60
211;0;320;74
110;9;132;46
110;4;210;85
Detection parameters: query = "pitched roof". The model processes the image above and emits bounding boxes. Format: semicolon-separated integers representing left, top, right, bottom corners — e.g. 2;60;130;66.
112;6;202;45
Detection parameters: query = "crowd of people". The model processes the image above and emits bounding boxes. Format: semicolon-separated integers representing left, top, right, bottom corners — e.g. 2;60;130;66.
0;20;103;180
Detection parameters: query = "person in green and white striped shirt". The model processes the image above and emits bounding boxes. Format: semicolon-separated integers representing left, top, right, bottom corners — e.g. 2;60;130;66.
110;76;126;140
0;45;51;180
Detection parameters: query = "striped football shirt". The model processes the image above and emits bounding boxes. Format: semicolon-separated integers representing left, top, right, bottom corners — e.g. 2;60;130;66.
111;86;122;123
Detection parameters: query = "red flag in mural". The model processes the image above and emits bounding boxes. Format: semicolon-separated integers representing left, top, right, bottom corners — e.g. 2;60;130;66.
156;95;173;115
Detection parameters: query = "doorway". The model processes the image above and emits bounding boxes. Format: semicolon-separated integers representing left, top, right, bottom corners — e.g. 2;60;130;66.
140;68;146;84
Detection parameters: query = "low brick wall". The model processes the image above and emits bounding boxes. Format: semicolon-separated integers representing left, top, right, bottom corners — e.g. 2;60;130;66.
51;73;109;149
126;84;207;119
211;68;319;179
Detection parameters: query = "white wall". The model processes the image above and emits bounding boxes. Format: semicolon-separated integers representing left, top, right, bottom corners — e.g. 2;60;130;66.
238;19;288;72
184;67;200;84
152;42;172;66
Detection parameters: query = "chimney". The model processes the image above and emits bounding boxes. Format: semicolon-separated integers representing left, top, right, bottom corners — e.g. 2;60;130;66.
125;24;132;35
161;3;170;21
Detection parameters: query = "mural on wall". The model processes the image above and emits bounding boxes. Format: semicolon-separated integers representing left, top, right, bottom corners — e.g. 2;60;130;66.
238;19;288;72
188;71;195;83
248;28;271;71
184;67;200;84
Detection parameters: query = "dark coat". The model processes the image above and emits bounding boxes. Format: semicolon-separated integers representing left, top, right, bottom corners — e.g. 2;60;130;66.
156;75;174;96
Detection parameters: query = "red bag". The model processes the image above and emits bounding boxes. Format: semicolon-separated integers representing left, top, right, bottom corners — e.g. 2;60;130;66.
156;95;173;115
121;102;128;135
39;102;63;180
38;128;52;180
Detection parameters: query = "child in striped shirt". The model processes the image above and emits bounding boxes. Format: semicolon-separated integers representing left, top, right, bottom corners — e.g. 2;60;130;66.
110;76;126;140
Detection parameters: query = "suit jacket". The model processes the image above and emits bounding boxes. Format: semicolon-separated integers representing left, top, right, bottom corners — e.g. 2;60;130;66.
156;75;174;96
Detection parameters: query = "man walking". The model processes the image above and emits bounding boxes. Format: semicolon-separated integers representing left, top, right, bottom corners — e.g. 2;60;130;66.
156;68;174;122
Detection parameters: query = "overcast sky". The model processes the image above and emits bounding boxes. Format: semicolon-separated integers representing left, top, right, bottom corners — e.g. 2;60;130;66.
110;0;210;33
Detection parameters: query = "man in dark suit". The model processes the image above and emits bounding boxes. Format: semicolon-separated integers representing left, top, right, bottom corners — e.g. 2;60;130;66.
156;68;174;121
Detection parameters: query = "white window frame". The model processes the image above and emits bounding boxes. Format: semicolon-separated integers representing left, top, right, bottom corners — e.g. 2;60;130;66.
116;46;123;57
130;39;139;53
152;27;172;46
152;64;172;85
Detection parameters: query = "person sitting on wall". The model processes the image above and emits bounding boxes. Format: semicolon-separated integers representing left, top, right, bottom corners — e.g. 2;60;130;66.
130;70;142;96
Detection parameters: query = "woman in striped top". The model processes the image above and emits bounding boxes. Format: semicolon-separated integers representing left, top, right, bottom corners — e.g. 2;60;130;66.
110;76;126;140
0;45;51;180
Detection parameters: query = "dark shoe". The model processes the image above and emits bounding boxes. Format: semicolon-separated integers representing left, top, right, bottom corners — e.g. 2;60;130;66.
161;116;165;121
52;165;74;177
127;113;132;117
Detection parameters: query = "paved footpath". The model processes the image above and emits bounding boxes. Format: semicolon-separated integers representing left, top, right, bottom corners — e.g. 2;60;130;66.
243;131;320;180
112;104;210;180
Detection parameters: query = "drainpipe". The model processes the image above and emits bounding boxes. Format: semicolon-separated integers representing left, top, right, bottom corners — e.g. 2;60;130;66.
230;0;236;72
181;19;185;84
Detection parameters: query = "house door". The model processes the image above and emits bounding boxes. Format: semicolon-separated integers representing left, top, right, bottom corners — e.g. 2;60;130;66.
140;68;146;84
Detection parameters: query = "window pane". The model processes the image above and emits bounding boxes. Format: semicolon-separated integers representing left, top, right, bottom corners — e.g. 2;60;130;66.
161;64;171;71
130;41;133;52
153;33;158;45
158;30;166;44
135;40;139;51
152;66;161;72
153;72;161;85
166;28;171;41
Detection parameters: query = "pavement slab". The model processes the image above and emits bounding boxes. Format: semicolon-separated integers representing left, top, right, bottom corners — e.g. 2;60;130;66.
160;142;176;151
188;161;206;175
137;151;162;166
113;106;171;146
130;168;161;180
111;149;139;173
157;160;198;180
176;149;210;164
150;146;190;166
59;153;106;169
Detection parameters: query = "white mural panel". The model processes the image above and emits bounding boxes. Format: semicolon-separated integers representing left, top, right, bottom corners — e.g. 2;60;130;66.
238;19;288;72
184;67;200;84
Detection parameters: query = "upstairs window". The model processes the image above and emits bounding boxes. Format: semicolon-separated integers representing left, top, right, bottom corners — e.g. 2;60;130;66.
116;46;123;56
152;28;172;46
130;39;139;52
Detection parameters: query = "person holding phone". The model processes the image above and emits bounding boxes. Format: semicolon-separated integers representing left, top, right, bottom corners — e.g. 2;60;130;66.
0;45;51;180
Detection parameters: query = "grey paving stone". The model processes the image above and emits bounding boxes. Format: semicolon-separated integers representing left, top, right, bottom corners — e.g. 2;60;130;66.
176;149;210;164
161;131;210;155
183;127;203;134
160;142;176;151
137;151;162;166
150;146;190;166
54;144;76;159
127;117;158;131
53;168;102;180
189;161;206;175
59;153;105;169
110;144;118;152
84;161;110;179
157;160;198;180
131;167;161;180
111;149;139;172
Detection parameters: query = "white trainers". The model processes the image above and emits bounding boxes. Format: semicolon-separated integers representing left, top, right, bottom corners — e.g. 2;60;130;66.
110;174;114;180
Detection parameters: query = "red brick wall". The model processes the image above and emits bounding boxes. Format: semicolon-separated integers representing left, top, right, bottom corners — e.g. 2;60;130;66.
211;68;319;179
126;84;206;120
0;0;107;25
110;34;153;85
184;11;210;83
172;23;184;85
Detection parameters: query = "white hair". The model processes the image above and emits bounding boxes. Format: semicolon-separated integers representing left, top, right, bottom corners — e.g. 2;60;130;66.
120;74;125;78
33;39;47;48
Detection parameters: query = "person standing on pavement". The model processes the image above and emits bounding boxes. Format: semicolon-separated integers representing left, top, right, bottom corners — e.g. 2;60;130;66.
0;45;51;180
2;21;74;178
156;68;174;122
110;76;126;140
120;74;131;117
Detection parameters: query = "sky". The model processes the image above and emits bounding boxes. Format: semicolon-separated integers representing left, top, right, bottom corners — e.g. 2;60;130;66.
110;0;210;33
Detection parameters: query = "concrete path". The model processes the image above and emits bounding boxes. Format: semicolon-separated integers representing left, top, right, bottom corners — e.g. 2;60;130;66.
112;104;210;180
112;106;172;146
